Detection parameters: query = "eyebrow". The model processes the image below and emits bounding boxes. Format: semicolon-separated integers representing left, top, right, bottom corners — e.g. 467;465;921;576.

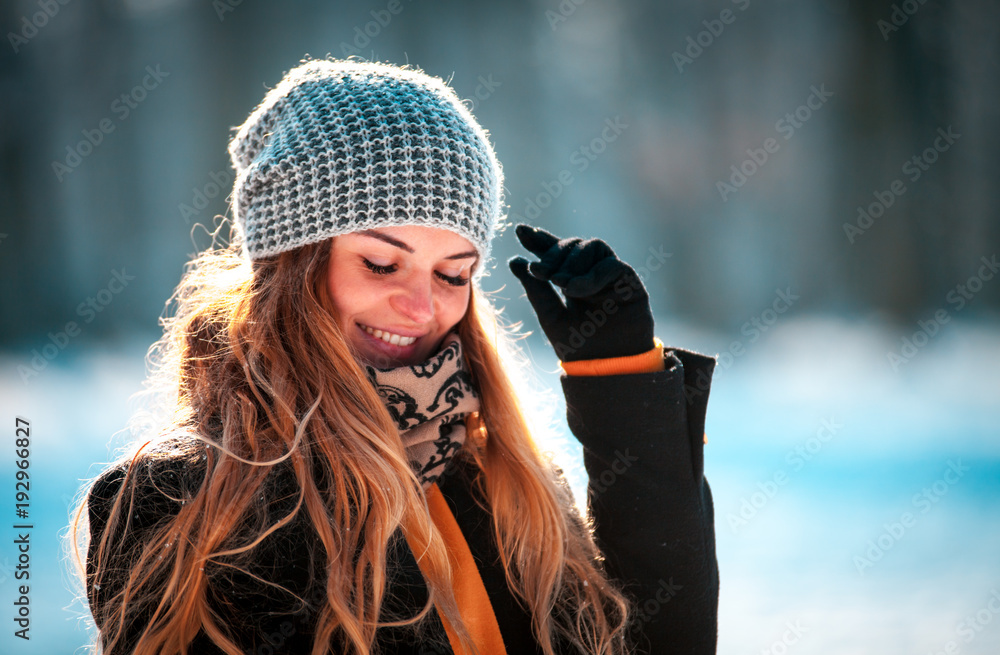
356;229;479;262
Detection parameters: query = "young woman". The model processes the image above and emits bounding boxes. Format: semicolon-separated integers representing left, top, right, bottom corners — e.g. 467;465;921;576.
75;58;719;655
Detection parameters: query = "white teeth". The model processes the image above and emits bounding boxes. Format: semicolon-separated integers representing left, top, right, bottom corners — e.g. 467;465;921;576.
362;324;416;347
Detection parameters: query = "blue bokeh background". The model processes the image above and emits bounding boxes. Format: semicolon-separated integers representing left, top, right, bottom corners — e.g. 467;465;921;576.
2;0;998;653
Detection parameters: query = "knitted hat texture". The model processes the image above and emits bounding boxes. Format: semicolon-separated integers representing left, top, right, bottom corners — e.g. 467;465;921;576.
228;59;504;268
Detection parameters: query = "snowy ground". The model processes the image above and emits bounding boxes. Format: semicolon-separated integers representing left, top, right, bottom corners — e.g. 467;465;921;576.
1;315;998;654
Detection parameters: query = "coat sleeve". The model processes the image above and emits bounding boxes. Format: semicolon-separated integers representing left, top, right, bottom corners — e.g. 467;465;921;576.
560;347;718;655
86;463;181;654
86;453;328;655
85;458;233;655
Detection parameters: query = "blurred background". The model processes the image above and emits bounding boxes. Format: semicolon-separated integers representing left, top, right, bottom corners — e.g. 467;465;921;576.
1;0;998;652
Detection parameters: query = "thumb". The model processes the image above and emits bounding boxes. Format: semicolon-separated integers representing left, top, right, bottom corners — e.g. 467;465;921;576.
508;257;568;332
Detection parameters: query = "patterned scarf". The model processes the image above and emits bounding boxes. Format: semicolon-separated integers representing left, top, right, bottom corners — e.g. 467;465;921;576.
364;332;481;489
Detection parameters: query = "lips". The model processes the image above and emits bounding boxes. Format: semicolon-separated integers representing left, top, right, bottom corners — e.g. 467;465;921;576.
357;323;421;347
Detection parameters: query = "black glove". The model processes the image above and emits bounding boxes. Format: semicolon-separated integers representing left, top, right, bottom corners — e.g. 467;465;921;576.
508;224;655;362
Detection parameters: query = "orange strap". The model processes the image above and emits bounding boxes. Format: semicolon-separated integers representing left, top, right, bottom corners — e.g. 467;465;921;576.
559;337;666;376
406;483;508;655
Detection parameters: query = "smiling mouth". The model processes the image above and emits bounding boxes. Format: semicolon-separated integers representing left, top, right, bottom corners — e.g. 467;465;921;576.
357;323;420;347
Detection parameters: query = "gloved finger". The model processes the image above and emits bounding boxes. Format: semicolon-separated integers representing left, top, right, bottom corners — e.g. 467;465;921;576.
564;257;637;299
509;256;568;330
548;239;617;288
528;237;583;280
528;236;584;279
514;224;562;260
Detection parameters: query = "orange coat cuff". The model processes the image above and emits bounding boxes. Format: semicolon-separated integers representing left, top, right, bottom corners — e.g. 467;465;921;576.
559;337;666;376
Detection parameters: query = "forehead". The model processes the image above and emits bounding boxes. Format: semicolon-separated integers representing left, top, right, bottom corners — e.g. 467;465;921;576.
338;226;478;257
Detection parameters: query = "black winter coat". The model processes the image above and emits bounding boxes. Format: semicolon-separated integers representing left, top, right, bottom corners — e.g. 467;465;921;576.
86;347;718;654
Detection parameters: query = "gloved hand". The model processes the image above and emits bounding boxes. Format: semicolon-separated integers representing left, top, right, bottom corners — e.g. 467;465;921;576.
508;224;655;362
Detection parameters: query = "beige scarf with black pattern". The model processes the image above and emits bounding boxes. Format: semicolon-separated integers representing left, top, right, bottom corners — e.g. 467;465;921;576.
364;332;481;489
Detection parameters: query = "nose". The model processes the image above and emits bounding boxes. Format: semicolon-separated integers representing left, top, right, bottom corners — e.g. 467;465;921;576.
390;271;435;325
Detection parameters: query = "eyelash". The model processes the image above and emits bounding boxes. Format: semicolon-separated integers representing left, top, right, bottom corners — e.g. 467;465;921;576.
362;259;469;287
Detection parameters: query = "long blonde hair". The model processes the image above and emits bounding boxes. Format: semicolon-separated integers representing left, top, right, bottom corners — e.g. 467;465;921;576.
71;235;631;654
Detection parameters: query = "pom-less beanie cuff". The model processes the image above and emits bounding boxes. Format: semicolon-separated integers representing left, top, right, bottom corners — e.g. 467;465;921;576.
227;58;504;273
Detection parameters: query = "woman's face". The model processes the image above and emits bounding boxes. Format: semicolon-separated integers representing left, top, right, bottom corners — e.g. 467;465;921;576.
327;225;478;368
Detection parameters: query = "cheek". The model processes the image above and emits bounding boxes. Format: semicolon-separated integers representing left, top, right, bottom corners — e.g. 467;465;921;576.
328;261;380;321
331;281;388;322
440;287;472;325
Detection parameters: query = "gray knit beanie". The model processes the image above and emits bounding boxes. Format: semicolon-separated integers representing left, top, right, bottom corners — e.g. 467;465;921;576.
228;58;504;271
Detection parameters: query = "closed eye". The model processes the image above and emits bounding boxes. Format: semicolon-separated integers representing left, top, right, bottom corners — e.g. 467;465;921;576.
436;271;469;287
362;259;396;275
363;259;469;287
